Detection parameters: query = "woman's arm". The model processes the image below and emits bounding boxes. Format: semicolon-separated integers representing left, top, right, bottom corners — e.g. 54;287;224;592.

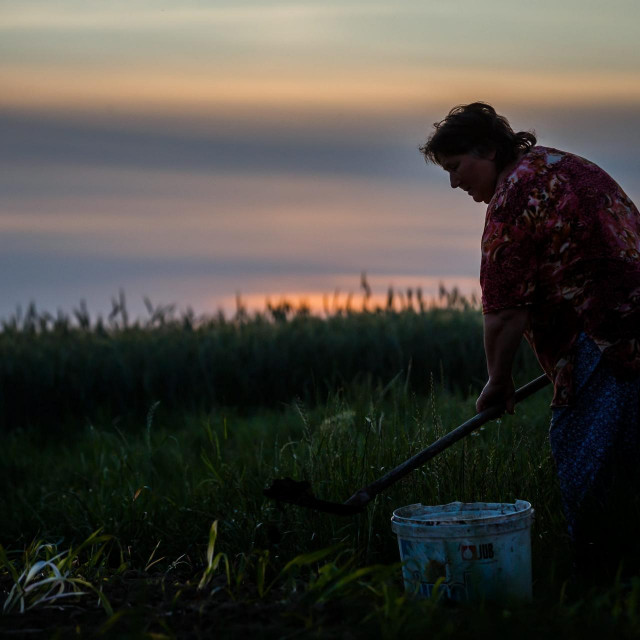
476;307;530;414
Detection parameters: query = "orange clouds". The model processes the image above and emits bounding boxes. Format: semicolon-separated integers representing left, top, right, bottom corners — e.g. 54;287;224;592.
4;64;640;119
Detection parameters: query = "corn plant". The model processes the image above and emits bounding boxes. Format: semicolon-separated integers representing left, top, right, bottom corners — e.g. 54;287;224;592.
198;520;230;594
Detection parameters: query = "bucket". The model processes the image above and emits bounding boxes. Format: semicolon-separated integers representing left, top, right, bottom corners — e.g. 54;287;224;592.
391;500;533;603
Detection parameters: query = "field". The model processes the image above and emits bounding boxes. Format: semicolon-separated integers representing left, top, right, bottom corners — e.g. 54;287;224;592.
2;290;640;638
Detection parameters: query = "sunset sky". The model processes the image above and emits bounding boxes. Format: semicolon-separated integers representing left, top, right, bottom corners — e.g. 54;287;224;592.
2;0;640;319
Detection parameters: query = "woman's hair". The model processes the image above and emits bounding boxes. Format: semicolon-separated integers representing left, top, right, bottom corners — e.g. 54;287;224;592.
419;102;537;171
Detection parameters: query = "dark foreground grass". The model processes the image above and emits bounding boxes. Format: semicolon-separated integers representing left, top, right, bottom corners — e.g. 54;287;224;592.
3;381;640;638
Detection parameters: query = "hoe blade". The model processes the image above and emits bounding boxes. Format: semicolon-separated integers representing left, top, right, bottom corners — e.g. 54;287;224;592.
263;477;363;516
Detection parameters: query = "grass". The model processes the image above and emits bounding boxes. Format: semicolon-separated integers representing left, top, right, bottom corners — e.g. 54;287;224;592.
5;375;640;638
2;294;640;637
0;285;540;429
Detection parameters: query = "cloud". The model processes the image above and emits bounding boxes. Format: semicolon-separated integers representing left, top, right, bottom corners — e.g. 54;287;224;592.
3;64;640;124
0;110;431;182
3;0;639;78
0;2;402;30
0;159;480;260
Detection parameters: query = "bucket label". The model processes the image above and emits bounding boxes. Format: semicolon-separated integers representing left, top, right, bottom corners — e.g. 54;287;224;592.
412;571;469;600
460;543;494;561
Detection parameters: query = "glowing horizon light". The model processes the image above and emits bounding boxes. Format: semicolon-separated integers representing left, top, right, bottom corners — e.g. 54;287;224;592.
192;273;483;319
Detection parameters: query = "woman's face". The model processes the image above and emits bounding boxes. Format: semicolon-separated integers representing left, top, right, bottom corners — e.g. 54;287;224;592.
439;150;498;204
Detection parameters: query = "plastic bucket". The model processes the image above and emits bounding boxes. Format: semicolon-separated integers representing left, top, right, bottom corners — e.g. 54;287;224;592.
391;501;533;603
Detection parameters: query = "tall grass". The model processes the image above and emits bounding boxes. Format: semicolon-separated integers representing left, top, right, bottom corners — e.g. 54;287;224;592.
0;286;540;429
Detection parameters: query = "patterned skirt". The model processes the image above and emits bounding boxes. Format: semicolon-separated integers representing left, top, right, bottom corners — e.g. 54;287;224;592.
550;333;640;554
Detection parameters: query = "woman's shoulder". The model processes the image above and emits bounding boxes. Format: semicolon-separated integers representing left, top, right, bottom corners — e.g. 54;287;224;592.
513;146;604;183
503;146;560;185
524;146;599;171
522;146;567;165
491;147;576;210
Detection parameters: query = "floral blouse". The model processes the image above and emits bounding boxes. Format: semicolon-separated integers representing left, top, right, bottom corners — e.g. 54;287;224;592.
481;146;640;406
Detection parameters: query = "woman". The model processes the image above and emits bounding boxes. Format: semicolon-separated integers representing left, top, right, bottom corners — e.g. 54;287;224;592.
420;102;640;577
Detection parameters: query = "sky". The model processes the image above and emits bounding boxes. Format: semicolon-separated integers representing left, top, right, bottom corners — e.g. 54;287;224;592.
2;0;640;320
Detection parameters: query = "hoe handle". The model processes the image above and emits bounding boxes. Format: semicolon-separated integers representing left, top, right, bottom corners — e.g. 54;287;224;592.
344;374;551;508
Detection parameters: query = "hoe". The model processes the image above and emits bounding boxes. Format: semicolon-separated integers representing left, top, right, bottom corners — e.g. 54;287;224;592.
264;375;550;516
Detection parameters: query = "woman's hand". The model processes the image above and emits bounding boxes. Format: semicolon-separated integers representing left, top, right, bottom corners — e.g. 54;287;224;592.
476;377;516;414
